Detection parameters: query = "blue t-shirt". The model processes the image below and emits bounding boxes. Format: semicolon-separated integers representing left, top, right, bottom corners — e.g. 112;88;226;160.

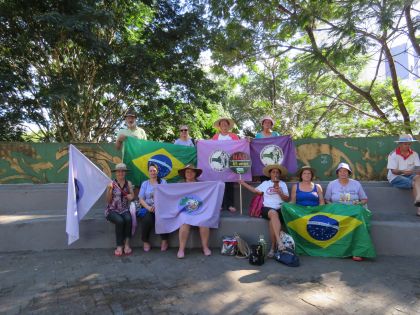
138;179;167;206
255;131;280;138
296;183;320;206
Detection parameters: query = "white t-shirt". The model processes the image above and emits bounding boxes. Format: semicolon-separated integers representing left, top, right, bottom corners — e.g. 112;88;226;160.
387;150;420;182
256;180;289;210
174;138;194;147
217;134;233;141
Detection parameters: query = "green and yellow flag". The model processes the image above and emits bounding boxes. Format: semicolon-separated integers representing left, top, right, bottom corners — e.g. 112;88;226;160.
282;203;376;258
123;137;197;185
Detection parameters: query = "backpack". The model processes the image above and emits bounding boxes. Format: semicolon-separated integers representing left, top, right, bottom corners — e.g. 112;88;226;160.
249;194;263;218
249;244;265;266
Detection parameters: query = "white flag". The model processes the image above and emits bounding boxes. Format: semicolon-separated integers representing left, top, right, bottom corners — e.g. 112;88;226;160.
66;145;111;245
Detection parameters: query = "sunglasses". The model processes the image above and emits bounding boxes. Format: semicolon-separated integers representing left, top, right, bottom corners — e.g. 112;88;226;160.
180;129;188;132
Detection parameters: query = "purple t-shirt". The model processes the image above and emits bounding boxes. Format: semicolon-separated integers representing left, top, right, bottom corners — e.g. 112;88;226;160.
324;179;367;205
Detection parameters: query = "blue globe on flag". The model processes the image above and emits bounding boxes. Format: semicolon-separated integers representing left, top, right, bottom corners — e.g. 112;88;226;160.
307;215;339;241
178;195;204;215
148;154;173;178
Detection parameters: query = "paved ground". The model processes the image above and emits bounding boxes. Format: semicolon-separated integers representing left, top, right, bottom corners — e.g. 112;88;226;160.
1;249;419;315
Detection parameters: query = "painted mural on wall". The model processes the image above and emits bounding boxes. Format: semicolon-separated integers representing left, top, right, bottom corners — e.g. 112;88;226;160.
0;136;418;184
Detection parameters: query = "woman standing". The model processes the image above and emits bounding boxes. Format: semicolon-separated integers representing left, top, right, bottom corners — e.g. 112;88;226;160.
174;125;195;147
212;117;239;212
105;163;134;256
255;116;280;138
290;166;325;206
138;163;170;252
176;165;212;258
240;164;290;257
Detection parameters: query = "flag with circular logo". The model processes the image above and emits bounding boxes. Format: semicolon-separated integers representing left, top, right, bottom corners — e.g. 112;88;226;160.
282;203;376;258
250;136;297;176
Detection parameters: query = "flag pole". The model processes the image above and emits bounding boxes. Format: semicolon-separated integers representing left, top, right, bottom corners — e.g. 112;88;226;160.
239;173;243;215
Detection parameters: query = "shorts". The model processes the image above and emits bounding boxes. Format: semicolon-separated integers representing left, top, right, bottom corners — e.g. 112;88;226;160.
390;174;415;190
261;206;285;225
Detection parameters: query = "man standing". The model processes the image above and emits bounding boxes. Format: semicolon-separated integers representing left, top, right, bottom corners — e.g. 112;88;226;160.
387;134;420;216
115;108;147;150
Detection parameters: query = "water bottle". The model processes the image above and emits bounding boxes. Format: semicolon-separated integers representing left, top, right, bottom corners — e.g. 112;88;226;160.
258;234;267;257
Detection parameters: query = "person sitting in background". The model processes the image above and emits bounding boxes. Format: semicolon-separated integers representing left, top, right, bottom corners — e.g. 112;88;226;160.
255;116;280;138
138;163;170;252
324;162;368;261
239;164;290;257
105;163;134;257
176;164;212;258
212;117;239;212
115;107;147;150
174;125;195;147
290;166;325;206
386;134;420;216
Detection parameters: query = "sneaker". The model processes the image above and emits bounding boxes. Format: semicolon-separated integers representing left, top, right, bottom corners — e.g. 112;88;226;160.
267;249;275;258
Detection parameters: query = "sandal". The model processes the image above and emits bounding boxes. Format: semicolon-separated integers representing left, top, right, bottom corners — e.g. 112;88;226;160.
124;247;132;256
267;249;275;258
228;206;237;213
203;248;212;256
161;241;169;252
352;256;363;261
143;243;151;252
114;248;123;257
177;250;185;259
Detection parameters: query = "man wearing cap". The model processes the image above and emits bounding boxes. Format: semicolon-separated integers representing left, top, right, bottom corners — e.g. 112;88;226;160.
387;134;420;215
115;107;147;150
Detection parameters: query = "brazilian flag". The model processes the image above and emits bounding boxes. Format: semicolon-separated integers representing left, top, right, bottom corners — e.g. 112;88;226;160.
123;137;196;185
282;203;376;258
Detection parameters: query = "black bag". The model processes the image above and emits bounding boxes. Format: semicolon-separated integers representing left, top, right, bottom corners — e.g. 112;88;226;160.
249;244;265;266
274;247;300;267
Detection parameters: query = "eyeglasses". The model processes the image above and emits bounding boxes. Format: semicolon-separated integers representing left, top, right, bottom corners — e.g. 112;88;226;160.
180;129;188;132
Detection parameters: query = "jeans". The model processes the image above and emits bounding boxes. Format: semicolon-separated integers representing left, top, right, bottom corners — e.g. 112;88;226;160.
139;211;169;242
107;211;132;246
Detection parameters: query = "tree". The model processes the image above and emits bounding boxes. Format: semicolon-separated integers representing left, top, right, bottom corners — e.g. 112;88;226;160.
0;0;222;142
206;0;419;136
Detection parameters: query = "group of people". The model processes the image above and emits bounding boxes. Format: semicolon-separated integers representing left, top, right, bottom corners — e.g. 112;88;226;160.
105;107;420;260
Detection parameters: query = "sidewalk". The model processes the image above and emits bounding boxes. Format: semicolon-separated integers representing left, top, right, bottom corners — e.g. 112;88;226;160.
1;249;419;315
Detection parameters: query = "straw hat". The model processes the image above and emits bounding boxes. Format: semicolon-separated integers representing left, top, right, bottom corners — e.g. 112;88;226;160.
263;164;288;178
112;163;130;172
395;134;418;143
213;117;235;130
296;165;316;180
335;162;352;175
178;164;203;178
260;116;275;126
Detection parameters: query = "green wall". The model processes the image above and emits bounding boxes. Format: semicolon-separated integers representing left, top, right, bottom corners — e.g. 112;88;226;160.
1;136;419;184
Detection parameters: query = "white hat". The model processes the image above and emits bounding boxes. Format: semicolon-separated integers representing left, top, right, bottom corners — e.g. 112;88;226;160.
260;116;275;126
395;134;418;143
335;162;352;175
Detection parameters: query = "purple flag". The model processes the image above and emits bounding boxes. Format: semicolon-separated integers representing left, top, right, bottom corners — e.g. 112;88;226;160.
197;139;252;182
154;181;225;234
250;136;298;176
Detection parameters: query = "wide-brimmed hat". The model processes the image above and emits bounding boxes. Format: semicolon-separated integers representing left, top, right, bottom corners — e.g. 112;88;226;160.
395;134;418;143
213;117;235;130
260;116;275;126
124;107;136;118
112;163;130;172
335;162;352;175
178;164;203;178
296;165;316;180
263;164;288;178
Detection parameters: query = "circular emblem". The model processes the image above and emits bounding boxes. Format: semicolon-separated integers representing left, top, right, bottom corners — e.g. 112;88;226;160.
209;150;230;172
306;215;339;241
148;154;172;178
260;145;284;165
178;195;204;215
74;178;84;203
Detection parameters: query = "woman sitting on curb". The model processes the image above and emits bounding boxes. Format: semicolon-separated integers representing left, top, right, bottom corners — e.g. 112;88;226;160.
105;163;134;257
239;164;290;257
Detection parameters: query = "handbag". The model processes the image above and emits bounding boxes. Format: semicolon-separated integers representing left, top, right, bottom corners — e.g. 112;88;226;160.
249;244;264;266
280;231;295;250
249;194;263;217
274;247;300;267
221;236;238;256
